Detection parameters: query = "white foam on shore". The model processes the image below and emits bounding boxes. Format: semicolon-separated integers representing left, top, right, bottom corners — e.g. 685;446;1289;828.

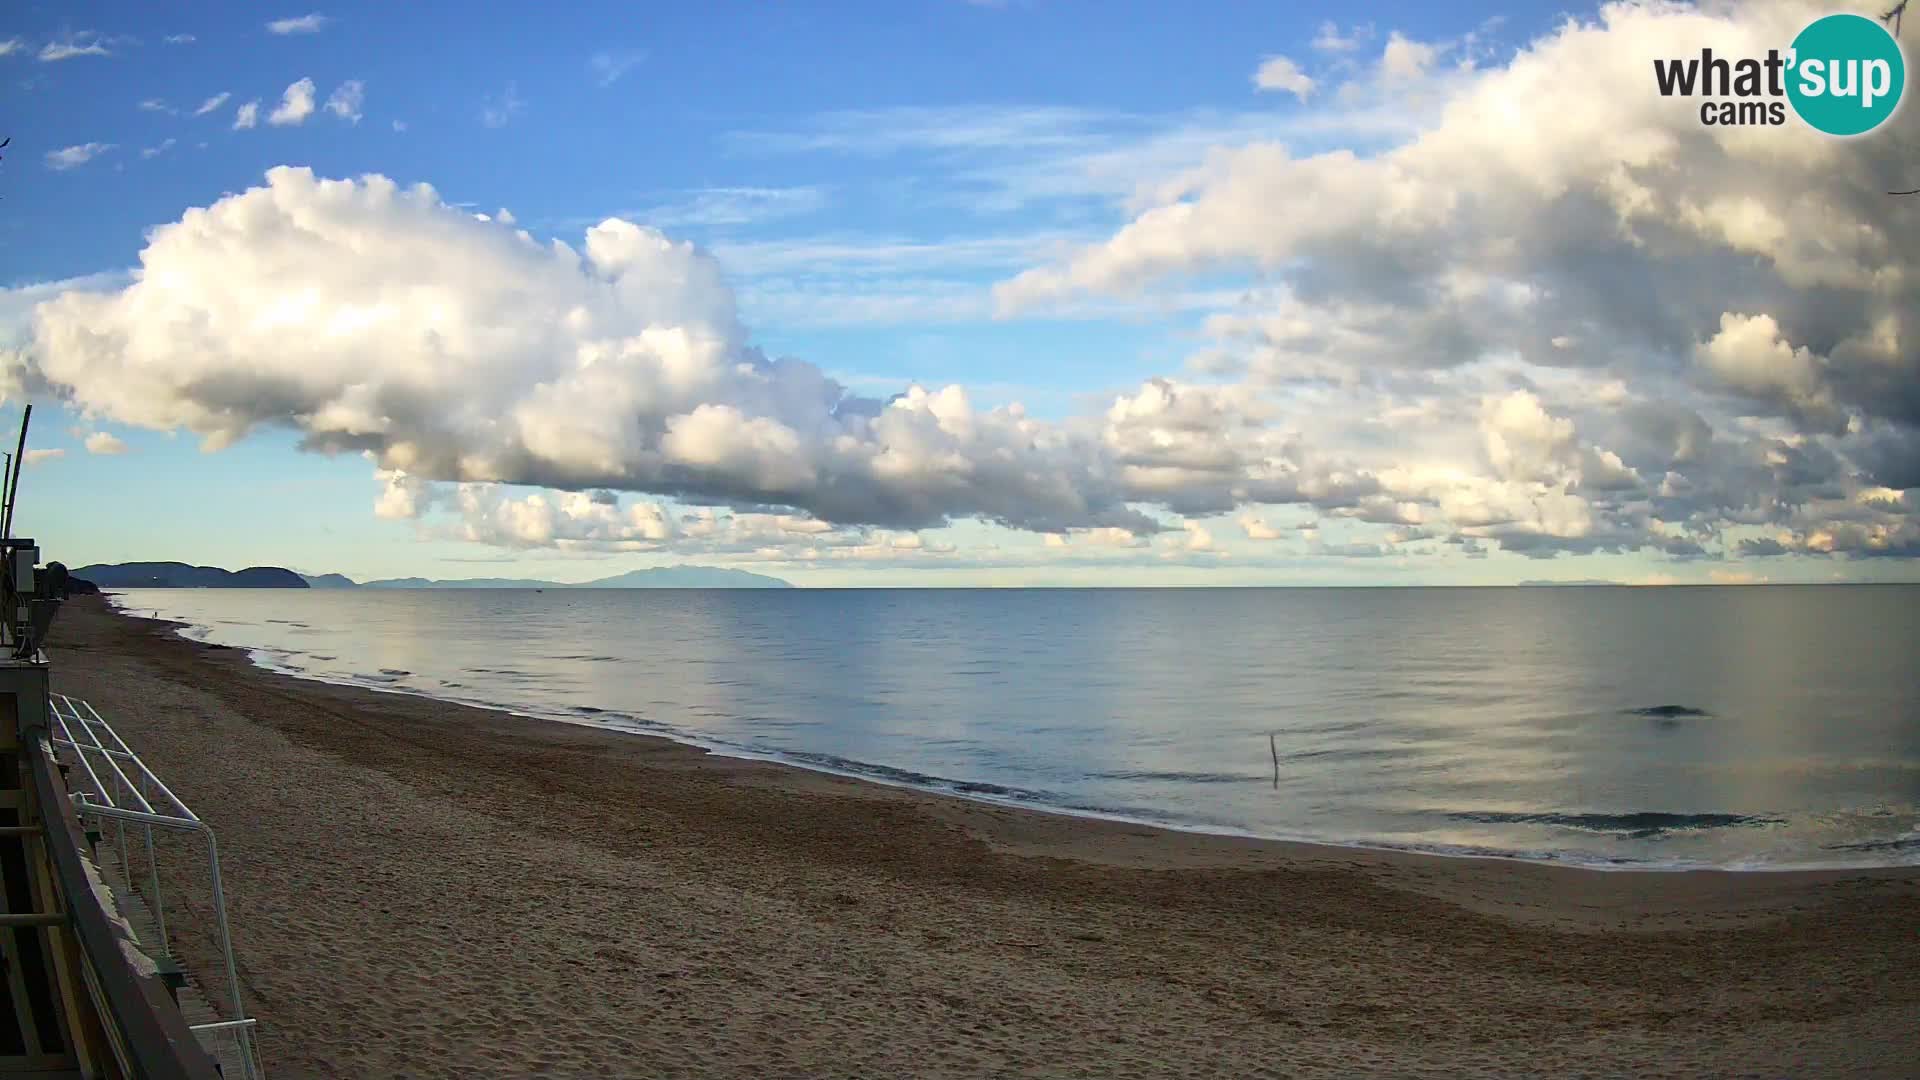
104;592;1920;875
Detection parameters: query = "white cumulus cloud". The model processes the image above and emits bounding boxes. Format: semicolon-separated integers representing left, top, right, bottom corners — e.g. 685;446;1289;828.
589;50;647;87
268;78;317;126
39;33;111;62
44;143;114;170
1379;32;1440;82
2;168;1235;538
1311;22;1369;53
4;0;1915;568
325;80;365;123
988;0;1919;563
1253;56;1314;100
266;13;329;35
481;83;525;128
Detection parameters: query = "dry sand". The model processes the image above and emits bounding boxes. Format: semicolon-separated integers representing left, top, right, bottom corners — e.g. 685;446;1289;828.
47;597;1920;1078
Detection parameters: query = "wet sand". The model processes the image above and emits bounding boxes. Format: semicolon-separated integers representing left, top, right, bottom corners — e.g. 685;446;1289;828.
49;597;1920;1078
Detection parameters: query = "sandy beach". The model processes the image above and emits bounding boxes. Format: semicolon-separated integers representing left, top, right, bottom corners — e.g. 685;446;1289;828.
46;596;1920;1078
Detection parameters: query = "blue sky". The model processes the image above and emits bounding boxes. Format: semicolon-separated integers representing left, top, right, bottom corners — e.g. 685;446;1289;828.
3;1;1917;585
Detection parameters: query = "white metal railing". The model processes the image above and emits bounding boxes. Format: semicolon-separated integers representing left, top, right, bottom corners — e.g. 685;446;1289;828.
48;693;265;1080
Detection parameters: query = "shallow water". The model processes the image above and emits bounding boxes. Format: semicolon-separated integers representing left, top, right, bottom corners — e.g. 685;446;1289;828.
108;585;1920;869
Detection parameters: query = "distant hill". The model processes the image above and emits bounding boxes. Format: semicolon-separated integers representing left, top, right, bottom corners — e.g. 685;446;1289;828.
356;576;556;589
76;562;310;589
583;566;794;589
301;565;794;589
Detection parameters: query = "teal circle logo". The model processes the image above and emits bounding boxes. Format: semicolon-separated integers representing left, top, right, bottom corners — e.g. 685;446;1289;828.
1787;13;1905;136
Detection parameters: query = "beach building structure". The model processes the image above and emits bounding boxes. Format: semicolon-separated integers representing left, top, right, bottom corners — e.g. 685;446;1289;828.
0;502;261;1074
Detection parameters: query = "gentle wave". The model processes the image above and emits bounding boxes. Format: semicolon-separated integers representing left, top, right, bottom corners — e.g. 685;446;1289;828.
1823;834;1920;853
1624;705;1713;719
1445;810;1785;839
1089;770;1262;784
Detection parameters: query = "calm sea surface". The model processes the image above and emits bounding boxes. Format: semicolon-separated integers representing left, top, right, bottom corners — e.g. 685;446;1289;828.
107;586;1920;869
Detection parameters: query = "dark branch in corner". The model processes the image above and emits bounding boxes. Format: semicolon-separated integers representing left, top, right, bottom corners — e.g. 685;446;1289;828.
1886;5;1913;193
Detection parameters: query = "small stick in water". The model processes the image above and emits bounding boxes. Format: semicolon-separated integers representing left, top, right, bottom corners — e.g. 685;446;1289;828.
1269;733;1279;789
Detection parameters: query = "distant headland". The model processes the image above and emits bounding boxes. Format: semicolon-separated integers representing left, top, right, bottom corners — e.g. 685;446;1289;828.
74;562;311;589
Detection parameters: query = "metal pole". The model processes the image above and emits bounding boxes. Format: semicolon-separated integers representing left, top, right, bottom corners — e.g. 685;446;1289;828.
4;401;31;538
146;822;168;948
71;801;201;830
188;1018;257;1034
203;829;248;1060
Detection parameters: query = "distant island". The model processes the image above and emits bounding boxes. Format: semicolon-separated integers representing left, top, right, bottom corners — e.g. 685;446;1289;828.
72;562;793;589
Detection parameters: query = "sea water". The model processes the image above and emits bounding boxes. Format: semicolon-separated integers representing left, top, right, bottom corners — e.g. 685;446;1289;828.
108;585;1920;870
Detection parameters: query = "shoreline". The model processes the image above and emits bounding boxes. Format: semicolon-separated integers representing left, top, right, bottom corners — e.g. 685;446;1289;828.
50;596;1920;1077
109;591;1916;876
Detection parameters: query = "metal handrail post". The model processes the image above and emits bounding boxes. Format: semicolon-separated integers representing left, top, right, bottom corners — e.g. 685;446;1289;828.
146;822;168;949
203;828;247;1049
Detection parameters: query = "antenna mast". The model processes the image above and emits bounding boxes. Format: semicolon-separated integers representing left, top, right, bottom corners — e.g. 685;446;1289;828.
3;404;29;540
1890;5;1917;196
